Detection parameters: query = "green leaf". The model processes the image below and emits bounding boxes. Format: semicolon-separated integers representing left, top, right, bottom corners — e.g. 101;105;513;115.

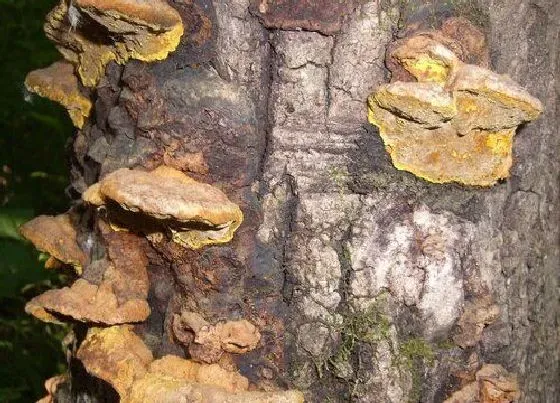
0;208;33;240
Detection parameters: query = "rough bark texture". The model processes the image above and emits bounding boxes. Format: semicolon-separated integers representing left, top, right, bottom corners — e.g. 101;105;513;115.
37;0;560;402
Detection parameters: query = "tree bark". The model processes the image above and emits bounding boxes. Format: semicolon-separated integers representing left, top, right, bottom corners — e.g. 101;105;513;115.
34;0;560;402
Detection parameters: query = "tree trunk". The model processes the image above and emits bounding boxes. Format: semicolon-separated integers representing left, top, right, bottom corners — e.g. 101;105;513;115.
28;0;559;402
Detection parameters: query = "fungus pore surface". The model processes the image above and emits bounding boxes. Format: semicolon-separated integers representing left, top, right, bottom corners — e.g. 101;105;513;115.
25;278;150;325
368;20;543;186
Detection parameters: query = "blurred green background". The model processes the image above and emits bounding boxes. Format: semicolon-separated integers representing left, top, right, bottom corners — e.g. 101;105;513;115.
0;0;72;401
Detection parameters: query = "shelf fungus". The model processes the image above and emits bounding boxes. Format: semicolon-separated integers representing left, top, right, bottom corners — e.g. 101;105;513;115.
82;166;244;249
368;30;543;186
77;326;154;397
173;311;261;363
24;61;92;128
19;213;87;274
44;0;184;87
444;364;520;403
25;278;150;325
77;326;303;403
25;226;150;325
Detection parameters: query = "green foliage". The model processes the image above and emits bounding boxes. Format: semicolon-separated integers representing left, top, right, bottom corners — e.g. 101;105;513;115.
0;0;73;401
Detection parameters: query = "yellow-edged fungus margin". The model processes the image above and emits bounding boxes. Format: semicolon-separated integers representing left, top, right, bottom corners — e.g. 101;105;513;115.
24;61;92;128
82;166;244;249
44;0;184;87
368;34;543;186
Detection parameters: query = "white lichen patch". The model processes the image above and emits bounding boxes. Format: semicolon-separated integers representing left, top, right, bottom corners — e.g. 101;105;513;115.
413;207;466;336
350;203;472;338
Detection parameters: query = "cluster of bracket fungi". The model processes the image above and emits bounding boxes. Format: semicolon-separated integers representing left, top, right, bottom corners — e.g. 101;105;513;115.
368;18;543;186
22;0;303;402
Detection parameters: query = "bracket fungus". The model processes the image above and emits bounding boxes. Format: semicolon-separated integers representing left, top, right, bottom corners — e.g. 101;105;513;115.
24;61;92;128
124;375;305;403
77;326;303;403
44;0;184;87
444;364;520;403
82;166;243;249
173;311;261;363
77;326;154;397
19;213;87;274
147;355;250;393
368;24;543;186
25;278;150;325
26;222;151;325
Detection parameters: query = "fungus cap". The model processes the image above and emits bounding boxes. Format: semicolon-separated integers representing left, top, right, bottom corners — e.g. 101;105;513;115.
443;364;520;402
19;213;87;274
148;355;249;393
124;373;305;403
44;0;183;86
25;61;91;128
25;278;150;325
374;82;456;127
369;33;543;186
77;325;153;397
390;35;460;84
174;311;261;362
83;166;244;249
450;64;544;132
77;327;301;402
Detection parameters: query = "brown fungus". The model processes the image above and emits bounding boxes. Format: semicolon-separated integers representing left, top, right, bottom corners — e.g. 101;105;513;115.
387;17;490;83
25;278;150;325
173;311;261;363
83;166;244;249
124;374;305;403
19;213;87;274
25;221;150;325
77;325;154;397
368;24;543;186
44;0;183;87
77;326;301;402
444;364;520;403
25;61;92;128
148;355;249;393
